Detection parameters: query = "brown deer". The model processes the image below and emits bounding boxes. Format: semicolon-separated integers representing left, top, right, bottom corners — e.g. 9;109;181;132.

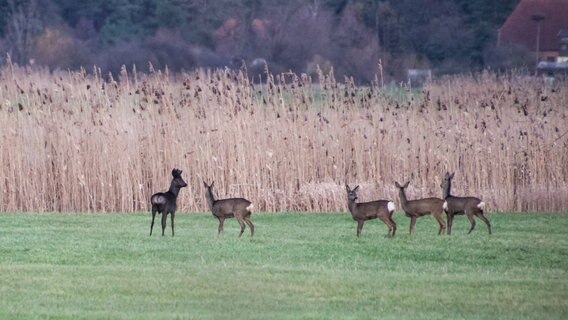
203;181;254;238
440;172;491;235
150;168;188;236
345;185;396;237
395;181;446;235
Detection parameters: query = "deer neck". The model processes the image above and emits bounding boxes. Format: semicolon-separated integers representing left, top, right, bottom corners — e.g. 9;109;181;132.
442;181;452;199
347;199;358;216
168;182;181;198
205;189;216;210
398;189;408;210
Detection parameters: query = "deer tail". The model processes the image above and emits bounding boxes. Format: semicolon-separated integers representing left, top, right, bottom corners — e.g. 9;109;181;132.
477;201;486;210
387;201;395;213
246;203;254;213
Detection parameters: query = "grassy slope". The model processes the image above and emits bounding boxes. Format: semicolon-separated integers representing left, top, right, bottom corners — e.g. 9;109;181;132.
0;212;566;319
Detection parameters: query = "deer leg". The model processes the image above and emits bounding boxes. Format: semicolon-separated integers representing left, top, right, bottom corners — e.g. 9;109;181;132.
236;216;246;237
466;212;476;234
385;214;397;237
161;212;167;236
356;220;364;237
379;216;393;237
170;212;175;237
217;217;225;237
389;211;396;237
409;216;417;235
390;217;397;237
476;212;492;235
150;209;157;236
434;213;446;235
446;212;454;235
244;217;254;238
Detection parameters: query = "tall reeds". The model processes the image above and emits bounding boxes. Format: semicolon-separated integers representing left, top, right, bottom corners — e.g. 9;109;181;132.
0;64;566;212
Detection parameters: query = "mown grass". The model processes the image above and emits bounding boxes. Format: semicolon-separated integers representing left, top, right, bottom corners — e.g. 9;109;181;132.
0;212;566;319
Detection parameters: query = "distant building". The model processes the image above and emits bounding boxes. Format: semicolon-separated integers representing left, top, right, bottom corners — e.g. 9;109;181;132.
407;69;431;87
558;29;568;62
498;0;568;74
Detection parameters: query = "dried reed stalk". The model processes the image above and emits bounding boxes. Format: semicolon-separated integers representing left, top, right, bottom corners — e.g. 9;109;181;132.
0;65;566;212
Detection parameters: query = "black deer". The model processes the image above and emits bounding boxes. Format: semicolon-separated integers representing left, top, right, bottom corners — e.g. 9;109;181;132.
150;168;188;236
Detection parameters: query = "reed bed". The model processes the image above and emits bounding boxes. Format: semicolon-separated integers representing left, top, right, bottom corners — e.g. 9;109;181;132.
0;64;566;213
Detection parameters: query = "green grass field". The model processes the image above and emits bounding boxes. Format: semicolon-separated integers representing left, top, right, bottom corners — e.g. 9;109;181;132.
0;212;566;319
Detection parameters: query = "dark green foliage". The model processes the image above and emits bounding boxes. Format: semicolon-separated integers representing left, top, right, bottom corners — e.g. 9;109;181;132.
0;0;10;36
454;0;520;68
0;0;522;80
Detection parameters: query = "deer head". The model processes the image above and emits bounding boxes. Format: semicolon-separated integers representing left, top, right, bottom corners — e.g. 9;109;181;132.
345;185;360;202
171;168;188;189
203;180;215;192
394;181;410;190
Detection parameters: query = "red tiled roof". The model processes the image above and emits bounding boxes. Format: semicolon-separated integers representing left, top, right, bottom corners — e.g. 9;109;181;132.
500;0;568;51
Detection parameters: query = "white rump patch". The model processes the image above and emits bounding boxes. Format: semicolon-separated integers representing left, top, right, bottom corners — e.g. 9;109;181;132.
387;201;395;212
477;202;485;210
443;201;448;210
246;203;254;212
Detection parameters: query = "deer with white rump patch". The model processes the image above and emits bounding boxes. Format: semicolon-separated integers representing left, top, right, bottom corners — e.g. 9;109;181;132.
203;181;254;238
440;172;491;235
150;168;188;236
395;181;446;235
346;185;397;237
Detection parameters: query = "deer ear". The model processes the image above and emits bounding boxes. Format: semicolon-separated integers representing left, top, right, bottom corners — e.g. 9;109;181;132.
395;181;400;188
203;181;208;188
404;181;410;188
345;185;350;192
449;172;455;179
353;185;360;191
211;181;215;187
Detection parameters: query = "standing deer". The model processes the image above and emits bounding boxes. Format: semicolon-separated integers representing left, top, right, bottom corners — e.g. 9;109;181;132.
346;185;396;237
395;181;446;235
441;172;491;235
150;168;188;236
203;181;254;238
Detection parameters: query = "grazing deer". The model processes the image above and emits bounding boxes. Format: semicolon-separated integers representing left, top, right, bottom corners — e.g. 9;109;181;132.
150;168;188;236
203;181;254;238
395;181;446;235
345;185;397;237
440;172;491;235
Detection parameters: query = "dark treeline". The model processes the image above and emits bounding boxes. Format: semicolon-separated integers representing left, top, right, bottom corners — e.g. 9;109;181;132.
0;0;523;82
